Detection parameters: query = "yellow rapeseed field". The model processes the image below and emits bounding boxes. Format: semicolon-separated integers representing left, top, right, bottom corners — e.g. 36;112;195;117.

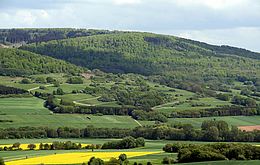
6;151;160;165
0;143;90;150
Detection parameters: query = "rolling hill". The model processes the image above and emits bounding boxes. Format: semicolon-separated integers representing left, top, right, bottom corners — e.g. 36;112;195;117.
21;32;260;89
0;48;84;76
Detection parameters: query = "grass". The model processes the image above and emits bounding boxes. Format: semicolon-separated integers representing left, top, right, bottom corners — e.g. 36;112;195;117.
154;97;232;114
0;114;141;129
56;93;95;102
0;97;50;115
0;76;41;90
168;116;260;129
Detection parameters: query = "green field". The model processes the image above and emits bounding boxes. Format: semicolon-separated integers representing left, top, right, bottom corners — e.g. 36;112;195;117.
168;116;260;129
154;97;232;114
0;97;50;115
0;97;143;129
0;113;141;129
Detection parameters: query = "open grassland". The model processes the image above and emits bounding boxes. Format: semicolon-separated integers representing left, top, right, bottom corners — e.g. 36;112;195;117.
154;97;232;114
0;76;41;90
0;97;143;129
0;114;141;128
0;97;50;115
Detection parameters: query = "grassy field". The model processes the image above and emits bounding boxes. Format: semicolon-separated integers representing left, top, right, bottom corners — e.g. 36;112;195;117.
0;114;142;128
154;97;232;114
0;96;144;129
0;97;50;115
168;116;260;129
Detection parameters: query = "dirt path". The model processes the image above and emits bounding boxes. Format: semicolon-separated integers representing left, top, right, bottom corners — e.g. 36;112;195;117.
151;101;179;110
73;96;101;106
27;84;54;92
134;119;143;127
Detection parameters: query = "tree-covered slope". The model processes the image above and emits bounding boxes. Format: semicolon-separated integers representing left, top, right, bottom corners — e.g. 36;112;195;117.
0;28;120;45
0;48;84;76
21;32;260;85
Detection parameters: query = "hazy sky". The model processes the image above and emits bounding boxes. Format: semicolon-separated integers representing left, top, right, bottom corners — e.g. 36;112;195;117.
1;0;260;52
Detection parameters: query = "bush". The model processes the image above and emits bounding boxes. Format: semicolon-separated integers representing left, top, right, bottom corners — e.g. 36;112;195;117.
46;77;56;83
67;77;83;84
102;136;145;149
88;157;104;165
20;78;31;84
162;157;175;164
0;157;5;165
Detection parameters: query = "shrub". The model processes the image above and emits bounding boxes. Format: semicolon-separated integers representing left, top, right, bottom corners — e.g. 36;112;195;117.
162;157;175;164
20;78;31;84
0;158;5;165
67;77;83;84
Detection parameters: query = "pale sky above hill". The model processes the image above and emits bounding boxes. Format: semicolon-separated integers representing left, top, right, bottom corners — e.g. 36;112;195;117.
0;0;260;52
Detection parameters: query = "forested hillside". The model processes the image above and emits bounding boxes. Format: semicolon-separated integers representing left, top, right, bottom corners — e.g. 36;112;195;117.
0;48;84;76
0;28;119;45
21;32;260;89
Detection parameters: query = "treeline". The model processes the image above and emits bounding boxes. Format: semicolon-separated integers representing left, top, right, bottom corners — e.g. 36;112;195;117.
0;48;83;76
0;28;118;44
0;126;132;139
0;85;28;95
2;120;260;142
163;143;260;163
169;105;259;118
102;136;145;149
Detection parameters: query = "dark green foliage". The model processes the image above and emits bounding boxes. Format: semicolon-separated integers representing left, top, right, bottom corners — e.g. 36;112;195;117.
0;157;5;165
55;88;65;95
232;95;257;107
216;93;231;101
88;157;104;165
164;143;260;163
67;77;84;84
35;77;47;83
132;110;168;122
162;157;175;164
27;143;36;150
46;77;56;83
170;105;258;118
101;136;145;149
0;48;83;76
0;85;28;95
0;28;118;44
39;141;82;150
2;121;260;141
20;78;31;84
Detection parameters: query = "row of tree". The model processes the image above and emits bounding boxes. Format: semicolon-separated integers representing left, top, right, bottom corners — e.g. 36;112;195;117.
0;85;28;95
1;120;260;142
169;105;259;118
102;136;145;149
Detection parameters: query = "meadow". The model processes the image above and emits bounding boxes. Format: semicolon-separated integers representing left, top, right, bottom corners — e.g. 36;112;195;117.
167;116;260;129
